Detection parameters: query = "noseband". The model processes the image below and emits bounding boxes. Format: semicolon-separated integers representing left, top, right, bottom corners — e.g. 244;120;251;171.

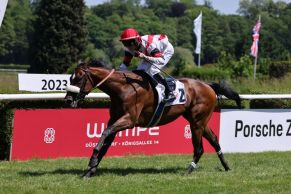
78;67;95;95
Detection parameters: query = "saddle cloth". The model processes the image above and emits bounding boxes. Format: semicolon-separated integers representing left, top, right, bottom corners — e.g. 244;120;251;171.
132;70;186;127
155;81;187;107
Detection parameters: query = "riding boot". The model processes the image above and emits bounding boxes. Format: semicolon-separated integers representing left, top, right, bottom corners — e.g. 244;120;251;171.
153;74;175;102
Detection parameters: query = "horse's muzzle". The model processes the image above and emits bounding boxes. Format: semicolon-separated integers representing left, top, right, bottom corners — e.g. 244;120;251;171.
65;85;81;108
64;93;78;108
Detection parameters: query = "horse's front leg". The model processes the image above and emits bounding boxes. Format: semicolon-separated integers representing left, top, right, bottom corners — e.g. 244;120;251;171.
84;126;116;177
83;114;134;178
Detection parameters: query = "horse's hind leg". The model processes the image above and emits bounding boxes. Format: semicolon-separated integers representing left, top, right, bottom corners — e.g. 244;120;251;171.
187;124;204;174
203;126;230;171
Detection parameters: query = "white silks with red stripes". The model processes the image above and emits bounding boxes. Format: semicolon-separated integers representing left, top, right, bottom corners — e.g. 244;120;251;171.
250;19;261;57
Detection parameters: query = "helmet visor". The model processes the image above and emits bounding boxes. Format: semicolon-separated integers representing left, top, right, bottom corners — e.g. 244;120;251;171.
121;39;136;47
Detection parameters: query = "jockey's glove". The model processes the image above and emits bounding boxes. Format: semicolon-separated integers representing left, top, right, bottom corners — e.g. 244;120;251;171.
119;63;128;71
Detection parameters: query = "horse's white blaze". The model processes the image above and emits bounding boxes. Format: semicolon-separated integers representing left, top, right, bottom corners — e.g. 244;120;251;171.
66;85;80;93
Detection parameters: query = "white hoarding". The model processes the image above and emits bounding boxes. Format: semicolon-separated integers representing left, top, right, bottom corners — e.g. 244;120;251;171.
220;109;291;153
18;73;71;92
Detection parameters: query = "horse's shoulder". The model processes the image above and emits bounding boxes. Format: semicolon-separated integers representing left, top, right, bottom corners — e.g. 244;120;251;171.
177;78;203;86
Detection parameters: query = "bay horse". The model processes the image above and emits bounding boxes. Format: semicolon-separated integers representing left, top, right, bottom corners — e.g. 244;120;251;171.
64;60;241;178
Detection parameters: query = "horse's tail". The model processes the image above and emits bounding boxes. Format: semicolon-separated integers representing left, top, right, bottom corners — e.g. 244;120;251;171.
208;82;241;108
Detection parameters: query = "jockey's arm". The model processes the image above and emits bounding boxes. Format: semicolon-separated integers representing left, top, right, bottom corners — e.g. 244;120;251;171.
142;48;165;66
123;49;134;67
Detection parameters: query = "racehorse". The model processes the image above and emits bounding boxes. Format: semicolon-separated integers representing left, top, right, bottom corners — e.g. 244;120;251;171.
64;60;241;178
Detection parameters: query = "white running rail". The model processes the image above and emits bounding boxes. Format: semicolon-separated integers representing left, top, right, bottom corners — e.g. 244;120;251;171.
0;93;291;101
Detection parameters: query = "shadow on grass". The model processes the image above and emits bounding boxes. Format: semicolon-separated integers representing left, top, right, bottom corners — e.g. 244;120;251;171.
19;167;185;177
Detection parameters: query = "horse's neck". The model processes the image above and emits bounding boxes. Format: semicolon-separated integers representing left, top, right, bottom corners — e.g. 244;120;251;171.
90;67;123;95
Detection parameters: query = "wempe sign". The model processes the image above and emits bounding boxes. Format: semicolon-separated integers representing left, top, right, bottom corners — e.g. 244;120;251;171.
220;109;291;153
11;109;220;160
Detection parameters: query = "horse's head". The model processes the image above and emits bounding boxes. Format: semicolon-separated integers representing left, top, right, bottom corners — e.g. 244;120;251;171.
65;62;96;108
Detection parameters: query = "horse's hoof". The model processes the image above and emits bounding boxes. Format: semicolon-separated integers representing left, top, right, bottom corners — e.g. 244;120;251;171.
82;167;96;179
82;173;91;180
82;172;91;179
223;163;231;171
187;165;195;174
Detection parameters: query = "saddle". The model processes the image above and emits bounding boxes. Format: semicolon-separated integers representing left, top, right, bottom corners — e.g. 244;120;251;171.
132;70;186;127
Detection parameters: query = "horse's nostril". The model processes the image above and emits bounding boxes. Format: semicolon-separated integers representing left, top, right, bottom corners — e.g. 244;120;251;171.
65;95;73;104
71;101;78;108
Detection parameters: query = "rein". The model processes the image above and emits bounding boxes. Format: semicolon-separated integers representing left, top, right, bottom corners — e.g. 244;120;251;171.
95;68;115;87
78;67;115;92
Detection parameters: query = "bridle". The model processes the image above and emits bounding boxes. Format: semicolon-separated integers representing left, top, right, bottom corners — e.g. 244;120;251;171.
71;67;115;101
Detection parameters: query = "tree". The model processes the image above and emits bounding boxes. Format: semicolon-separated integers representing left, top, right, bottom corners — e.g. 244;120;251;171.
145;0;172;18
170;2;187;17
0;3;16;63
170;47;195;76
10;0;34;64
0;0;33;64
29;0;87;73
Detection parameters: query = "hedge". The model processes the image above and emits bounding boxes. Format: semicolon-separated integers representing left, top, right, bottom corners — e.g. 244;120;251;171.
182;66;230;81
0;64;30;70
269;61;291;78
250;99;291;109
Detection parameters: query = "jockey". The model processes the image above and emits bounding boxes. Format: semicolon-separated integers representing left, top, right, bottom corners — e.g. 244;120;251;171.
119;28;175;102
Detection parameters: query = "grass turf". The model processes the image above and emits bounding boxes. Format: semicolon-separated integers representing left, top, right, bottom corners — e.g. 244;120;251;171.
0;152;291;194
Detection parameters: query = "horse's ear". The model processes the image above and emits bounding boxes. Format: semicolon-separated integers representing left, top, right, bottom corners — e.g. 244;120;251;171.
77;61;88;68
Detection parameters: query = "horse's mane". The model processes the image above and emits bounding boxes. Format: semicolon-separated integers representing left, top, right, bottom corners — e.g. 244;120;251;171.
88;59;108;68
77;59;111;69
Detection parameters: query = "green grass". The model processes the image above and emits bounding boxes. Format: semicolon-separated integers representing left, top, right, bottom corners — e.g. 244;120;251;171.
0;72;18;93
0;152;291;194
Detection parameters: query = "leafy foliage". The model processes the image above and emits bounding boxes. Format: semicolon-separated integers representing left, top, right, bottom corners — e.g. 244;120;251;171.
0;0;290;78
218;52;253;78
29;0;87;73
269;61;291;78
182;65;230;81
0;0;33;64
170;47;195;76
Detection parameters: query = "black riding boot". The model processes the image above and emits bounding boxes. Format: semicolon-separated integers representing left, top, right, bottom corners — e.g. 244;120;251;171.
153;74;175;102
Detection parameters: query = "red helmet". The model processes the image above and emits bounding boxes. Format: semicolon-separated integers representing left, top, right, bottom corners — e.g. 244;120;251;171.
120;28;140;41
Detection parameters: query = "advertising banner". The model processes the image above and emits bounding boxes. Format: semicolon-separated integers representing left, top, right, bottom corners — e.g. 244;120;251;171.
18;73;70;92
11;109;220;160
220;109;291;153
